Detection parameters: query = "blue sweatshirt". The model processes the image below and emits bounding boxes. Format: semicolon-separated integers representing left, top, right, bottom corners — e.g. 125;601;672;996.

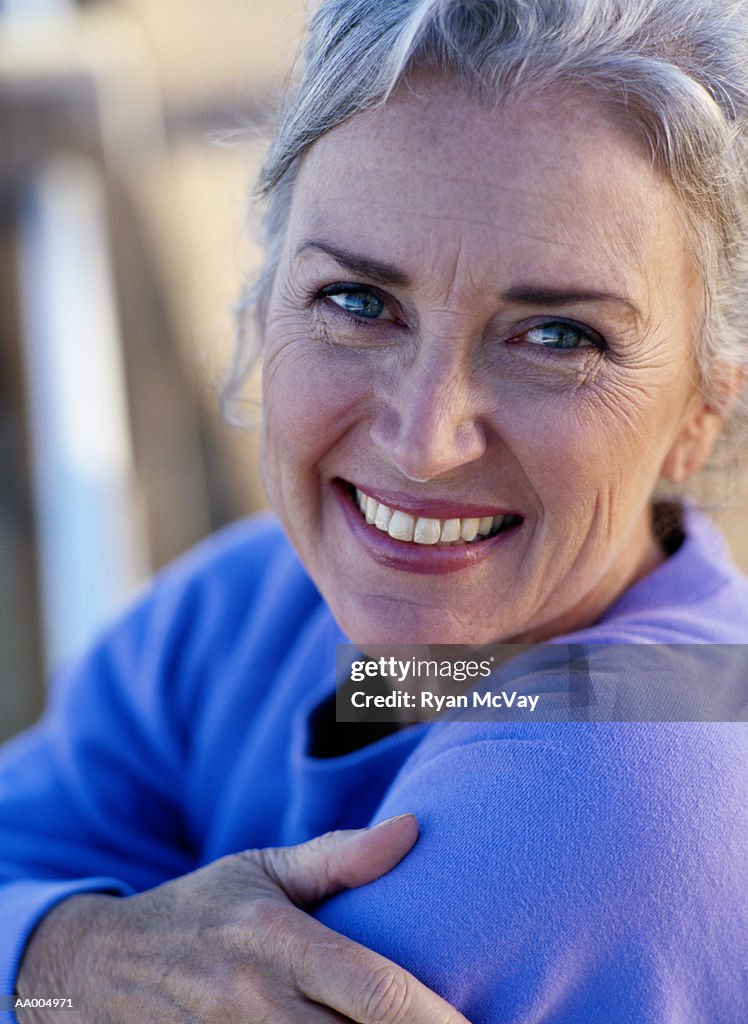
1;508;746;1022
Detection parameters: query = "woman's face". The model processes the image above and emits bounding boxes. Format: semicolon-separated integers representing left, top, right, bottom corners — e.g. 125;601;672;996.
261;81;719;645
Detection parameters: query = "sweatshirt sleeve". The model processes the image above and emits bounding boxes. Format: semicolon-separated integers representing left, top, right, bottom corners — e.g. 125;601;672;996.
315;720;748;1023
0;515;296;1019
0;588;197;1018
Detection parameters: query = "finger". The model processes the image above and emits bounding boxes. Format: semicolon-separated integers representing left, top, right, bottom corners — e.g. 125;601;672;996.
260;814;420;906
285;913;472;1024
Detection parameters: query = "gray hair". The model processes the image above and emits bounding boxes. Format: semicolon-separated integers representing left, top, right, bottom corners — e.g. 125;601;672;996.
229;0;748;475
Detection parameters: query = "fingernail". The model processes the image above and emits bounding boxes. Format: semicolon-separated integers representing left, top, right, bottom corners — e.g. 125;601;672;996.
368;813;416;830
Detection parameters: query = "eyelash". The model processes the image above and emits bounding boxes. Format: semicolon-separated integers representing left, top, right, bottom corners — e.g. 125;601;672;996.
315;283;399;324
311;283;609;353
508;321;608;353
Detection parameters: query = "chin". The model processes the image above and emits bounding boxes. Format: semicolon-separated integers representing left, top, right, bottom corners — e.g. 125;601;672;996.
334;595;508;648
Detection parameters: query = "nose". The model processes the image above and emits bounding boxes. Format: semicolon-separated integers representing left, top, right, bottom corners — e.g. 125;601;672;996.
369;347;487;482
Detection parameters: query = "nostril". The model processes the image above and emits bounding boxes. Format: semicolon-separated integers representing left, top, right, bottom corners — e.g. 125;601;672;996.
371;392;487;477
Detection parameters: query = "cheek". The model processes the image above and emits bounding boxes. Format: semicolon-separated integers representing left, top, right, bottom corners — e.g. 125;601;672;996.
489;375;673;509
260;330;370;493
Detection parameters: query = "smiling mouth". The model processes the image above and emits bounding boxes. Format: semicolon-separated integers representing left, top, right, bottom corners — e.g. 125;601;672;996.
353;487;523;545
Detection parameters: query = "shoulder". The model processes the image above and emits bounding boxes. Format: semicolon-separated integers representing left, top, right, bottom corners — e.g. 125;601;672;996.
148;512;310;601
319;718;748;1018
48;514;328;730
114;513;320;645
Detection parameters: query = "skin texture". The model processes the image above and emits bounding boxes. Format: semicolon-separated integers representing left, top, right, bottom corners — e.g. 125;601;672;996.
17;816;472;1024
261;79;726;646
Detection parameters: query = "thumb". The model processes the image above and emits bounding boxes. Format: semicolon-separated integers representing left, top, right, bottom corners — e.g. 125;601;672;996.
260;813;419;907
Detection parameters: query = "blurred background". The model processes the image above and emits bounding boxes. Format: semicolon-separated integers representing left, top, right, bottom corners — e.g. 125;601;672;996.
0;0;746;744
0;0;304;740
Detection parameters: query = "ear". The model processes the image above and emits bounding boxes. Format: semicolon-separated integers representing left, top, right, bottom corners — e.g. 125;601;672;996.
660;365;744;483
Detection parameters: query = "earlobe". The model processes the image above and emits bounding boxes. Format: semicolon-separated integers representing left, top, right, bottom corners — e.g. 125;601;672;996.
660;365;744;483
660;403;723;483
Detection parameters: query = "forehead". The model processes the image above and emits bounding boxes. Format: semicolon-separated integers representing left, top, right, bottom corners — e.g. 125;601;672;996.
289;80;690;302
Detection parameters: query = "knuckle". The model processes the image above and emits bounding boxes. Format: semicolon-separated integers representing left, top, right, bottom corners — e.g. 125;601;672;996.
207;896;290;962
358;966;413;1024
205;957;292;1023
253;844;283;885
234;846;278;886
243;895;289;940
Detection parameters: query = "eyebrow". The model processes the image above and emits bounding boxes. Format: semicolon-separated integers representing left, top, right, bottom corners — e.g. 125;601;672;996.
501;285;642;321
297;239;641;319
296;239;410;287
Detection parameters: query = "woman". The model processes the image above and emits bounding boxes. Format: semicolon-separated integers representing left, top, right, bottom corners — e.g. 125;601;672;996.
3;0;748;1021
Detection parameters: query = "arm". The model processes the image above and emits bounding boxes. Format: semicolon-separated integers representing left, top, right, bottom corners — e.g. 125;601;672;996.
0;519;471;1024
3;666;470;1024
15;816;471;1024
315;721;748;1022
1;518;289;1007
0;605;193;1016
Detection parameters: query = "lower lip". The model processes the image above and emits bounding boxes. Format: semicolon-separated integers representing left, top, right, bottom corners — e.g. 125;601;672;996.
335;484;522;575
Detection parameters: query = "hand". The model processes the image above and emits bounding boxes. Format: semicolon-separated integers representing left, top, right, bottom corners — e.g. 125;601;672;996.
17;814;471;1023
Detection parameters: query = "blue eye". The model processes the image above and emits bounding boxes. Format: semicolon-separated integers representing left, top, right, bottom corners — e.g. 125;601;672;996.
523;322;602;350
324;287;388;320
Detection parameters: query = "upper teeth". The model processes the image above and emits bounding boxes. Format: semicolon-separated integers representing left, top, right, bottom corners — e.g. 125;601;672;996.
355;488;513;545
